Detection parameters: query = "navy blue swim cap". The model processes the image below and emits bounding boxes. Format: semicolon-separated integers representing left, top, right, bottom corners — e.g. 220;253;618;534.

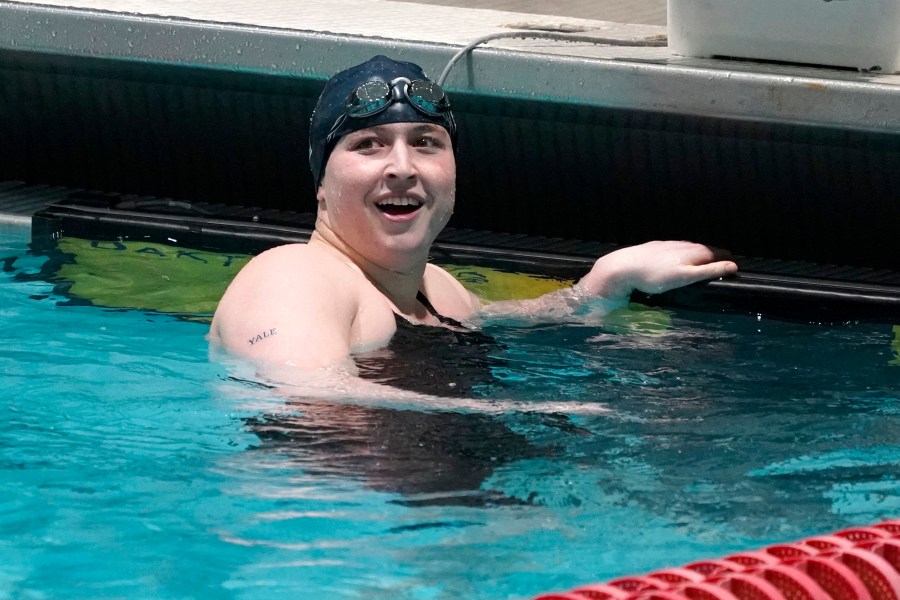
308;55;457;188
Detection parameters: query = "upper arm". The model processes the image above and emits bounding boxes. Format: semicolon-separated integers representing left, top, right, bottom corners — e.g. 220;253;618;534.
210;246;360;369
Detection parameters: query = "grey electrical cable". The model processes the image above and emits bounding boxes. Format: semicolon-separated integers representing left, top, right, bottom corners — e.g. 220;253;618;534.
437;30;667;86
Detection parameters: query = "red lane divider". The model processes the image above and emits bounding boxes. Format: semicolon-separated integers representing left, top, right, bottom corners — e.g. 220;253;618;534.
748;563;831;600
532;520;900;600
709;571;788;600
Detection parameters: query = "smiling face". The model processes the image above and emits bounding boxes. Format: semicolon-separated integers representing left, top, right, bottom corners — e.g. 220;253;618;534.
316;122;456;272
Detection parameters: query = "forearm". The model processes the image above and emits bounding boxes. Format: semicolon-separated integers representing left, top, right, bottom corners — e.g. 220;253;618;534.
475;241;738;324
253;360;610;416
474;252;640;324
477;282;629;324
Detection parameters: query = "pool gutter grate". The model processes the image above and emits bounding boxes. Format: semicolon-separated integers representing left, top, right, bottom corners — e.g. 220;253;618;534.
0;181;74;222
11;184;900;322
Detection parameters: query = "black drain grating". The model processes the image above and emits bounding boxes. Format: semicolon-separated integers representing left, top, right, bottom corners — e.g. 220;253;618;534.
6;183;899;322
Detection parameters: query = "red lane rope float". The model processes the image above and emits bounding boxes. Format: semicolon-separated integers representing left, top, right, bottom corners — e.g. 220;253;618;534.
747;563;832;600
708;572;789;600
725;552;782;569
642;592;694;600
835;529;892;544
788;556;872;600
875;524;900;537
607;577;668;595
647;569;708;587
684;560;750;578
765;543;819;561
680;582;743;600
823;548;900;600
571;584;638;600
806;537;858;552
532;520;900;600
858;540;900;572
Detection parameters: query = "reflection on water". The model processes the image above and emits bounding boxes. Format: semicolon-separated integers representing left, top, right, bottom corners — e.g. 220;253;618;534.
2;229;899;599
247;401;550;505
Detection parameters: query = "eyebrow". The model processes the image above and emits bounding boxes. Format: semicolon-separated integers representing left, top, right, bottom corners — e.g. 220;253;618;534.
349;123;443;137
407;124;443;134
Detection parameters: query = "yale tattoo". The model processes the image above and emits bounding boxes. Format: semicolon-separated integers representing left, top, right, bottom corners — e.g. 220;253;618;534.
248;328;277;346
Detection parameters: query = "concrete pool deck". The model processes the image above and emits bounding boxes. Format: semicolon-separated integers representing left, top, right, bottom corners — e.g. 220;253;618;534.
392;0;668;25
1;0;899;135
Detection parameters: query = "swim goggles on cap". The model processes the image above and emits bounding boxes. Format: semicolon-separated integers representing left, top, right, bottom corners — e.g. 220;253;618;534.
325;77;455;145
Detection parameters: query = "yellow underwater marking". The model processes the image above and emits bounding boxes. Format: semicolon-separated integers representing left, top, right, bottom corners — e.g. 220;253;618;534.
55;239;673;334
57;238;250;317
58;241;579;316
442;263;572;302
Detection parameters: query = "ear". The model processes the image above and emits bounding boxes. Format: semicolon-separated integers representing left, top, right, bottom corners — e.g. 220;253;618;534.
316;185;326;210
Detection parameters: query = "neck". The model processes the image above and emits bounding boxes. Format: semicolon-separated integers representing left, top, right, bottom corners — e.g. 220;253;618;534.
310;217;427;313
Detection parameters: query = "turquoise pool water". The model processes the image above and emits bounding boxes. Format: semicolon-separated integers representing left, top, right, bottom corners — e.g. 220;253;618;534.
1;225;899;599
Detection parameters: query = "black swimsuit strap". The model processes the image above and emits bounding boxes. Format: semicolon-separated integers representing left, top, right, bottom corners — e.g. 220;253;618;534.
415;290;440;317
415;290;465;328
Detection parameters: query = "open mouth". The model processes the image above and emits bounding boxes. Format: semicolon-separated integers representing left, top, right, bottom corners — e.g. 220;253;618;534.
375;197;423;216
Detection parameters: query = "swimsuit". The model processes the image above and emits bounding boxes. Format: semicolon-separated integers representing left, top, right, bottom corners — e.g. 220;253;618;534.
247;401;540;503
354;291;503;397
246;294;562;504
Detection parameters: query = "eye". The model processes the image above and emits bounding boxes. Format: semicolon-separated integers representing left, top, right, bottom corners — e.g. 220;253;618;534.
414;135;444;150
348;135;383;152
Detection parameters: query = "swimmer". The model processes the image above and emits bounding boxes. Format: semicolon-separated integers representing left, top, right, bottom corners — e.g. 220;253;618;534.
210;55;738;385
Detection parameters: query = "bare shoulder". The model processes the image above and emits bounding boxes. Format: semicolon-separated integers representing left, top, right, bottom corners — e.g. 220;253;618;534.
422;263;482;320
215;243;335;306
235;243;324;278
210;243;363;354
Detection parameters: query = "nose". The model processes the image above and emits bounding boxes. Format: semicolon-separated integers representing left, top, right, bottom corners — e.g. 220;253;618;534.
383;141;418;182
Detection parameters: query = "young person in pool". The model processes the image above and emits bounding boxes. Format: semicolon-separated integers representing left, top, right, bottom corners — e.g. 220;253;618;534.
210;55;738;394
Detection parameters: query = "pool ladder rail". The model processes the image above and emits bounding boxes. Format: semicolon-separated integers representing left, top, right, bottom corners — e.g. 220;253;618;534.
533;520;900;600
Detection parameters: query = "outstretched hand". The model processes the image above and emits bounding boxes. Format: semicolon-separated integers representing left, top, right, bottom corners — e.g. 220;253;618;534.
577;241;739;301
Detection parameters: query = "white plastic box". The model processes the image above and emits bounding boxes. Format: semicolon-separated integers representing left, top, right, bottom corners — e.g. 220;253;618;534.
668;0;900;73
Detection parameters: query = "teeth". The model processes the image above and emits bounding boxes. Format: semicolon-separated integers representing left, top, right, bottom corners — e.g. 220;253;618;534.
376;197;422;207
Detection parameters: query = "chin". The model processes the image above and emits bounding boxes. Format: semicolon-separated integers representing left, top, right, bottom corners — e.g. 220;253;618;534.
375;237;433;267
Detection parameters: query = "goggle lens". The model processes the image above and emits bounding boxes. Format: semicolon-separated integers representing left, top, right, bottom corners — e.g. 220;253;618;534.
347;81;393;116
407;80;448;115
345;78;450;119
326;77;455;147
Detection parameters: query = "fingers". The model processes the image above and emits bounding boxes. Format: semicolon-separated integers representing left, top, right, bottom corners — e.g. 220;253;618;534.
720;260;739;275
652;259;738;293
701;259;739;276
595;241;738;297
681;242;733;266
685;260;739;285
642;240;732;266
